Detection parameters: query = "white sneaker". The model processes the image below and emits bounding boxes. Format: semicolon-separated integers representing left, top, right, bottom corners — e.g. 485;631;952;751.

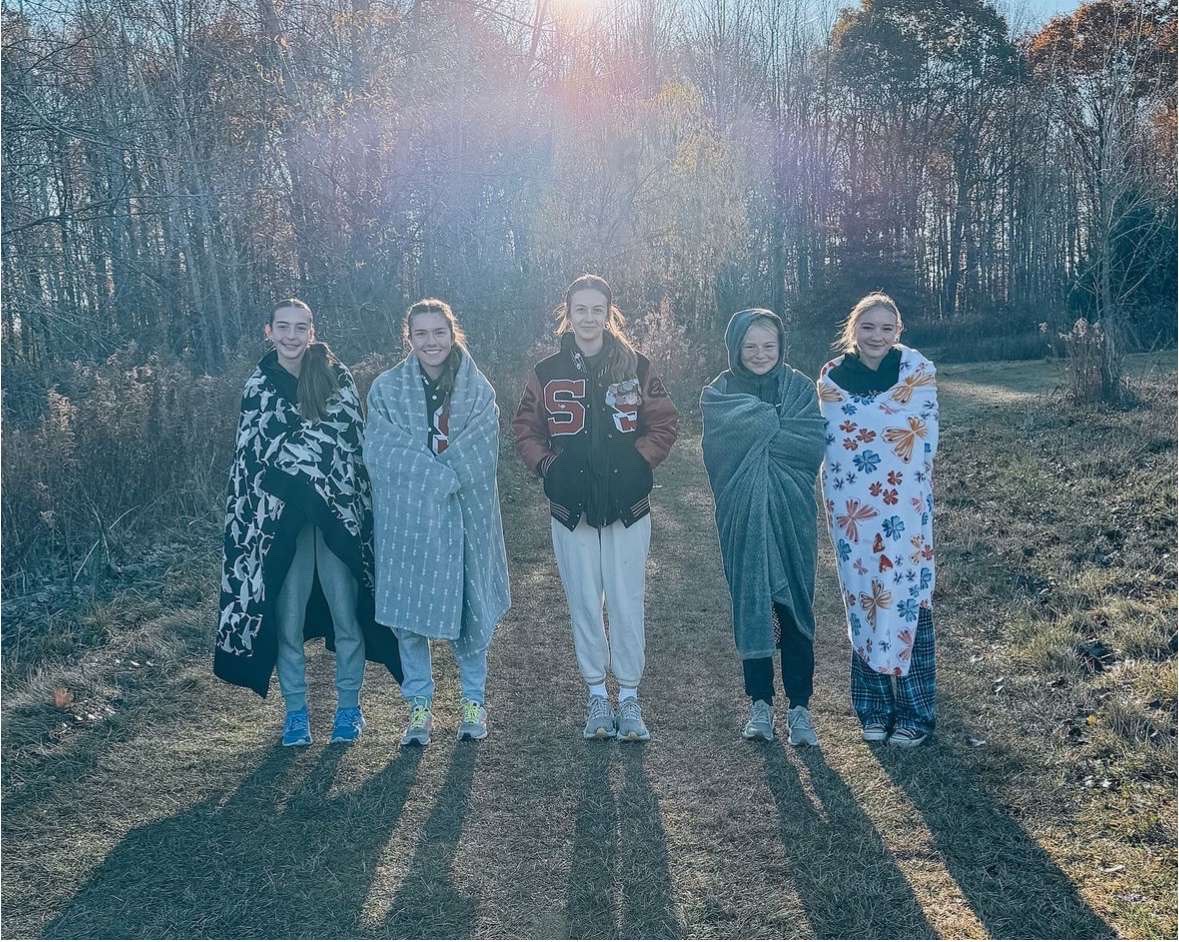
616;697;651;742
583;694;616;739
862;721;889;743
742;699;775;741
888;726;929;748
787;705;819;747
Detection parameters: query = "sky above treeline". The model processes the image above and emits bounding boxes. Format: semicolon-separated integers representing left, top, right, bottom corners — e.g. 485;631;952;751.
1021;0;1085;23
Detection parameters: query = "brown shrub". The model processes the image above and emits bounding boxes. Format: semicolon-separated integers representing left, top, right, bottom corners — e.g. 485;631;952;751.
2;350;246;587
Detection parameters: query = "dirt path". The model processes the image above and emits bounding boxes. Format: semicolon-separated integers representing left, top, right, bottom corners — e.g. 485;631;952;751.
3;360;1172;939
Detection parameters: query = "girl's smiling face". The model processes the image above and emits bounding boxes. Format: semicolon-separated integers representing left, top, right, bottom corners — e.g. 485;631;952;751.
740;322;780;376
568;288;609;352
408;310;455;378
266;305;315;369
853;305;899;369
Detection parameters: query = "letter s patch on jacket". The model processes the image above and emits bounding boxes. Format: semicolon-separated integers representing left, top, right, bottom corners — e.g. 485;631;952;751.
544;379;587;436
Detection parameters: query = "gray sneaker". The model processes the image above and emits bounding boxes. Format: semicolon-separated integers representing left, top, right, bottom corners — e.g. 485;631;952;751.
888;726;929;748
787;705;819;747
616;697;651;742
862;721;889;743
742;699;775;741
583;694;616;740
400;697;433;747
457;699;488;741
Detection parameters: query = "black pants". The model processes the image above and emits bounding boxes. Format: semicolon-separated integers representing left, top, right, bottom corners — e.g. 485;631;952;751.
742;602;814;709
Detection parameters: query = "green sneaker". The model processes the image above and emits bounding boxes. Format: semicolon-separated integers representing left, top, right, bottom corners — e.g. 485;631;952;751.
583;694;616;740
457;699;488;741
616;697;650;742
742;699;775;741
400;697;433;747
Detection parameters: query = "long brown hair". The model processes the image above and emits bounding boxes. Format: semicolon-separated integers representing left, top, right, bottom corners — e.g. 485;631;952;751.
832;292;905;354
404;297;466;397
554;273;639;384
271;298;341;422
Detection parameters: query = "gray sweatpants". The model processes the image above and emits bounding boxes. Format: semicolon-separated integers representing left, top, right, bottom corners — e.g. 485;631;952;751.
275;524;365;712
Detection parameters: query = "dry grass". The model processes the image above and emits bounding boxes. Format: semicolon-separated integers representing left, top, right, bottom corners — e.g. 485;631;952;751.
1;355;1175;938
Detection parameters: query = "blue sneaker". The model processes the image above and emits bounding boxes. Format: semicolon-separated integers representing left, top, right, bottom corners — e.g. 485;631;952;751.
330;706;365;744
282;707;312;747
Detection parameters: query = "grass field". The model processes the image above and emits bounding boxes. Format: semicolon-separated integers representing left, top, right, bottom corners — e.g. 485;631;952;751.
2;355;1175;939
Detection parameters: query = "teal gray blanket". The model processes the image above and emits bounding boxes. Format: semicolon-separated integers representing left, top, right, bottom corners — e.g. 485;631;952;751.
364;351;510;656
701;369;826;657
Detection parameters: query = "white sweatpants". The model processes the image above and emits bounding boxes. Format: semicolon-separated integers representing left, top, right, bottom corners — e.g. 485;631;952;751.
550;515;652;688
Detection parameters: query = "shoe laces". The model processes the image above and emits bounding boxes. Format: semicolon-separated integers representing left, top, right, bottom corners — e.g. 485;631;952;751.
588;695;613;719
409;700;431;728
284;710;308;732
751;701;772;724
619;698;642;721
790;707;813;730
462;700;482;725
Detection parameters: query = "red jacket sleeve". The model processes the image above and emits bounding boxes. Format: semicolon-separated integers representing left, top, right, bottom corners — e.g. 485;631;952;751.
635;365;679;468
512;371;556;476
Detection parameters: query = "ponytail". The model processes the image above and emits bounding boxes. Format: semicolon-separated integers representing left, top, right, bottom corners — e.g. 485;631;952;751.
297;342;342;421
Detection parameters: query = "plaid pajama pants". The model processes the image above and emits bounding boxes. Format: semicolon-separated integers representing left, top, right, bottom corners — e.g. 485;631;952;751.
850;607;936;733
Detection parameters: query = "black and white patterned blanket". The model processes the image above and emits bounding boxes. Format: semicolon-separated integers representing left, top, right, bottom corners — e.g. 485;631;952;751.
214;349;401;696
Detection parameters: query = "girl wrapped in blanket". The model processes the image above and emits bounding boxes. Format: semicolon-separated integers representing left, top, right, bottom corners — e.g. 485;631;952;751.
817;293;940;747
365;299;511;746
215;299;401;748
701;309;827;745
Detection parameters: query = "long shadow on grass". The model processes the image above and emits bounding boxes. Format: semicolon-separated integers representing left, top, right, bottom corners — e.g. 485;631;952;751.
42;745;423;939
873;744;1114;939
563;745;684;939
564;746;617;938
380;745;479;938
618;747;685;938
762;742;935;939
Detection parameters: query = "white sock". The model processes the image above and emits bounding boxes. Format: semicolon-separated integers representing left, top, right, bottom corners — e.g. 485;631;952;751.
619;686;638;702
588;682;608;699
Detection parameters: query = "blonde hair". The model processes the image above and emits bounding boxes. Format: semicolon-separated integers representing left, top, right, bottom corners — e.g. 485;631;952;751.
554;273;639;385
832;292;904;354
404;297;467;397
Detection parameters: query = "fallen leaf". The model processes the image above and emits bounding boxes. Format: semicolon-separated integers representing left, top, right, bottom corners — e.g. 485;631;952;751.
969;737;987;747
52;687;74;709
1100;864;1125;874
